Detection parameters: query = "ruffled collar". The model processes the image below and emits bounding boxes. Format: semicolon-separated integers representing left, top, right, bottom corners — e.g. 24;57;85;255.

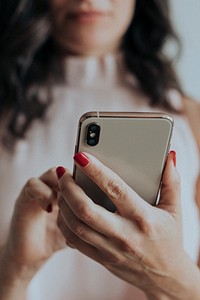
63;52;138;88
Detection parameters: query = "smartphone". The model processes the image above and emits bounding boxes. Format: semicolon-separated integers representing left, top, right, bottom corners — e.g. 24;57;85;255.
73;111;173;212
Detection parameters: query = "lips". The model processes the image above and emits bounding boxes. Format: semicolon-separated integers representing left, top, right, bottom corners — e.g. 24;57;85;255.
67;10;109;23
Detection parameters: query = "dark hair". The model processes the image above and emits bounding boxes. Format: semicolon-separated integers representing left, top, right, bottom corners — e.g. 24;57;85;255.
123;0;182;108
0;0;182;148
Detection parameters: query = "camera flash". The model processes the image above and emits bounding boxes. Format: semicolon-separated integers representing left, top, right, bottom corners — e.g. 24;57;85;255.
90;132;96;138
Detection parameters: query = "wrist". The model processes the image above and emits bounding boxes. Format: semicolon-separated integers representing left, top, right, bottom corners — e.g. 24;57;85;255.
145;252;200;300
0;246;32;288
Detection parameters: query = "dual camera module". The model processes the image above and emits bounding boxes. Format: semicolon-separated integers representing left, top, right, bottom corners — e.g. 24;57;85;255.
86;123;101;146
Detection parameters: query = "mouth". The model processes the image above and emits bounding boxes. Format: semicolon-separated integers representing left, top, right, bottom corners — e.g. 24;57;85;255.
67;10;109;23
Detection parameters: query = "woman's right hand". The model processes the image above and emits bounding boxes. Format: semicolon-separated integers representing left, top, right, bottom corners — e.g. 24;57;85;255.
0;168;66;299
57;152;200;300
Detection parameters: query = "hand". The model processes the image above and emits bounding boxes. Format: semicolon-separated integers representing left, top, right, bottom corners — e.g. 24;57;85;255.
1;168;66;285
57;152;200;300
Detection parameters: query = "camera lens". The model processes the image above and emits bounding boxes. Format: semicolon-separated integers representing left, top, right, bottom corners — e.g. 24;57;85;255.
90;125;98;132
86;123;100;146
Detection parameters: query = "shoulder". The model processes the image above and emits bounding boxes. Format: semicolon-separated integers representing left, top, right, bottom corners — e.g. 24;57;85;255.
182;96;200;114
182;96;200;219
182;96;200;153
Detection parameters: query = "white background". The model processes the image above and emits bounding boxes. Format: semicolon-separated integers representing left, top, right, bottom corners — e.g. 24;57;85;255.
170;0;200;101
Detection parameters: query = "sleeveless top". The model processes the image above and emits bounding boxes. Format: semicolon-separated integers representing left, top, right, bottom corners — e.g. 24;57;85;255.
0;54;199;300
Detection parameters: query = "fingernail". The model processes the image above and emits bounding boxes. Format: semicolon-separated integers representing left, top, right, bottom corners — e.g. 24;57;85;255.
56;166;66;179
73;152;90;167
170;150;176;167
66;241;75;248
46;204;53;213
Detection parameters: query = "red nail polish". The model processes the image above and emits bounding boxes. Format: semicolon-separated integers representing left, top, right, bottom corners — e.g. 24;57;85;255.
73;152;90;167
170;150;176;167
56;166;66;179
46;204;53;213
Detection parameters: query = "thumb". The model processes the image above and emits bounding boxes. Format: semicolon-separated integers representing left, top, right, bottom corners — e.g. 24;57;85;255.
157;151;181;216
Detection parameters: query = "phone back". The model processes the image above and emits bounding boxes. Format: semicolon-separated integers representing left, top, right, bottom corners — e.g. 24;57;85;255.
74;112;173;211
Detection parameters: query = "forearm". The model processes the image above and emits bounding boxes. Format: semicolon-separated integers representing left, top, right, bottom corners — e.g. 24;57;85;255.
0;279;27;300
0;247;30;300
145;253;200;300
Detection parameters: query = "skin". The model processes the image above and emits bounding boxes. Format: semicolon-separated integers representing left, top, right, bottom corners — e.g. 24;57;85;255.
50;0;136;56
0;169;65;300
183;97;200;154
182;97;200;211
57;152;200;299
1;0;200;299
182;97;200;265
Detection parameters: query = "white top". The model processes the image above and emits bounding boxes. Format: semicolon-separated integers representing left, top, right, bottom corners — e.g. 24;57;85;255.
0;54;199;300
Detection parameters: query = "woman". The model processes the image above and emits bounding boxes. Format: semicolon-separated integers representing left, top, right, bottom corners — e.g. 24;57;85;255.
0;0;200;299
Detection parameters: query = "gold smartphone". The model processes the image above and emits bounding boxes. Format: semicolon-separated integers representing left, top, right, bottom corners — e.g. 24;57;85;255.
73;111;173;212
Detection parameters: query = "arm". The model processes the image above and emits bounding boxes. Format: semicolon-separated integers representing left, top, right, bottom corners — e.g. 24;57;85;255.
0;168;66;300
182;96;200;152
183;97;200;267
57;152;200;300
0;247;29;300
196;174;200;268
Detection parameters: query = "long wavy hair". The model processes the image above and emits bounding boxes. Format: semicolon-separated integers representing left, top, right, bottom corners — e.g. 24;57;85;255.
0;0;182;148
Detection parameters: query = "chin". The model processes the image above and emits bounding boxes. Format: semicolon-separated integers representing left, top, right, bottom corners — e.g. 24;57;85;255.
62;39;119;57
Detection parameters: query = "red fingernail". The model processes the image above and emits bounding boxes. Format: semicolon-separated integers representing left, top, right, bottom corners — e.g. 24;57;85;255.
46;204;53;213
170;150;176;167
56;166;66;179
73;152;90;167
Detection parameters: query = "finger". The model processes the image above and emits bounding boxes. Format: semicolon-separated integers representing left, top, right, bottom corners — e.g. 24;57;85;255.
158;151;181;215
17;177;55;213
73;152;150;218
57;211;103;261
40;167;59;192
57;210;126;266
57;211;73;246
57;172;142;249
195;173;200;213
57;174;122;236
58;196;109;247
28;167;62;211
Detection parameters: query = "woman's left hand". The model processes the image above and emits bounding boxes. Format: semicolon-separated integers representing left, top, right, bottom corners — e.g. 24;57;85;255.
57;152;200;300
